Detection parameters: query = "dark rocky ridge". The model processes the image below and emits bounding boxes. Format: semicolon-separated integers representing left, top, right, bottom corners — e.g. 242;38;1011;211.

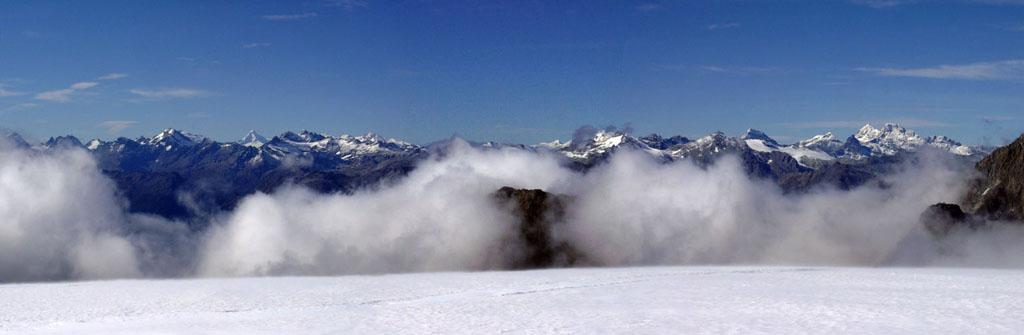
922;133;1024;236
492;187;584;269
920;203;986;237
963;134;1024;221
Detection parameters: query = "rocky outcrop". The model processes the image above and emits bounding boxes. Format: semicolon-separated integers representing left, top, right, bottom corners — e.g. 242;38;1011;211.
492;187;584;269
920;203;986;237
963;134;1024;221
921;134;1024;237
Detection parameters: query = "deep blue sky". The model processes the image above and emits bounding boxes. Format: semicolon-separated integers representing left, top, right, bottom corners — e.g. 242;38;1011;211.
1;0;1022;145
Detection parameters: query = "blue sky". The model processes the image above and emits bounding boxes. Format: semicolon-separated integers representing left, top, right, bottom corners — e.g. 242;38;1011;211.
1;0;1022;145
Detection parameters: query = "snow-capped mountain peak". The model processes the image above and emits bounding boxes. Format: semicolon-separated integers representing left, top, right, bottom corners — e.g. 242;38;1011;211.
741;129;781;153
797;132;837;146
563;130;630;160
536;139;570;150
794;132;843;154
148;128;206;148
854;124;882;143
852;123;925;156
86;139;102;150
298;130;328;142
240;130;268;148
741;128;778;146
926;135;974;156
555;130;669;163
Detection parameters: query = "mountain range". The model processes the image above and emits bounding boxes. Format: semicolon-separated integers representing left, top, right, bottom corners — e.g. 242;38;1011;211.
5;123;988;222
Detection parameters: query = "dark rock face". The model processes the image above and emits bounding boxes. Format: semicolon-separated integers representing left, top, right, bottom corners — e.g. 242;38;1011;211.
920;203;984;237
963;134;1024;221
493;187;584;269
920;133;1024;238
778;161;879;192
639;134;690;149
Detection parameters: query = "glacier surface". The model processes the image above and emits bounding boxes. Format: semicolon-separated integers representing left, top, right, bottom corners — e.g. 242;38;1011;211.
2;266;1023;334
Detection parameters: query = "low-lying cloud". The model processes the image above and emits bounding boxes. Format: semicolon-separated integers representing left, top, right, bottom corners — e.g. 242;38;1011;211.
1;136;1023;282
0;141;140;281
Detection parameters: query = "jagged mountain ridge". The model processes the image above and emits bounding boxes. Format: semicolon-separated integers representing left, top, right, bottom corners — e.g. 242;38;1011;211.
553;123;980;167
963;133;1024;220
10;124;986;221
62;129;426;222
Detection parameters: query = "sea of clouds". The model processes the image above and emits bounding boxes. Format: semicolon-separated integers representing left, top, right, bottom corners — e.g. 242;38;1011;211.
2;137;1023;282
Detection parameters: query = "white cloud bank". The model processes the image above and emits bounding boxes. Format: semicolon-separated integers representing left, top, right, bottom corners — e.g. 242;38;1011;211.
2;137;1024;282
0;141;140;281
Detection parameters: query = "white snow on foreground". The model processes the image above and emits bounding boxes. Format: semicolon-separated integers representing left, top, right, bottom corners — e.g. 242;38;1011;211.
2;266;1023;334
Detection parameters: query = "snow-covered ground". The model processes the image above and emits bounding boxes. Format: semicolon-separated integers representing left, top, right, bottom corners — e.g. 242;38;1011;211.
2;266;1023;334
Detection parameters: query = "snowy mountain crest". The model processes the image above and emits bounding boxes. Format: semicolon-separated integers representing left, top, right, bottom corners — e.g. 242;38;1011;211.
240;130;268;148
148;128;207;148
741;128;778;146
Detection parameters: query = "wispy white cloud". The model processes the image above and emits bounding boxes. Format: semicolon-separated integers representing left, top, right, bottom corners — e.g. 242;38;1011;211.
242;42;271;49
2;103;39;113
96;120;138;134
0;85;25;97
97;73;128;81
699;65;786;75
635;3;664;12
35;81;99;102
706;22;740;30
261;12;318;21
857;59;1024;80
129;88;209;99
326;0;368;10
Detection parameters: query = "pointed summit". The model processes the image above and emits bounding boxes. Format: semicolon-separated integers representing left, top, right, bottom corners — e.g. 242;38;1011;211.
854;124;881;143
148;128;205;147
44;135;83;149
741;128;778;146
240;130;268;148
2;132;31;148
298;130;327;142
